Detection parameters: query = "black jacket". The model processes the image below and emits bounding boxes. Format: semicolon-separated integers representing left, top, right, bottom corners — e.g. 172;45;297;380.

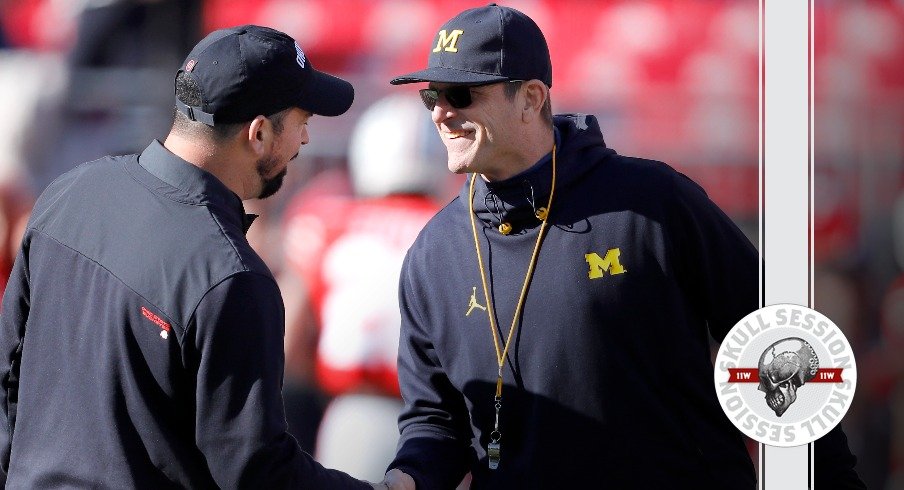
389;115;863;489
0;141;367;489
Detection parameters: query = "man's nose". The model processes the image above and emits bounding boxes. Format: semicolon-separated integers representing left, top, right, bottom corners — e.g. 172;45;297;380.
431;100;456;124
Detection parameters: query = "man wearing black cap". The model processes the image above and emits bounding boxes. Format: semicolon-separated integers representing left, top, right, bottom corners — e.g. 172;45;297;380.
385;4;865;489
0;24;391;488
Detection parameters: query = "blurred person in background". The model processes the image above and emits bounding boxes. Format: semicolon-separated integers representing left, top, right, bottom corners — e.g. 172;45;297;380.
814;266;890;487
858;267;904;489
0;24;406;489
30;0;204;192
281;94;446;482
0;57;40;300
382;4;865;489
877;275;904;490
0;182;32;298
67;0;201;69
279;165;354;454
839;271;904;490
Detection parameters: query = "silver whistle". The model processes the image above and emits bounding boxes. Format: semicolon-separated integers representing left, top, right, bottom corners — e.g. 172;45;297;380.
488;441;501;469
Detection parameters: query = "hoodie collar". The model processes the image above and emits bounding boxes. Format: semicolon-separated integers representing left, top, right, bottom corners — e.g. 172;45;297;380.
462;115;613;235
136;140;258;234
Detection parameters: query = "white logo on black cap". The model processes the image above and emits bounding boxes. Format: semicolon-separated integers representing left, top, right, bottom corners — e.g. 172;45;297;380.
294;42;306;68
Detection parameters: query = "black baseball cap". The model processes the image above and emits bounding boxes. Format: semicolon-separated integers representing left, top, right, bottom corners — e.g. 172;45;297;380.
176;25;354;126
390;3;552;87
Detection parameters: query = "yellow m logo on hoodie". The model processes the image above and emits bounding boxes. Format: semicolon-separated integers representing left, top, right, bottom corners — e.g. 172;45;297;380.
585;248;627;279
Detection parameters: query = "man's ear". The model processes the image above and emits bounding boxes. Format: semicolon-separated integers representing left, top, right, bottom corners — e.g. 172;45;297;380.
246;115;270;155
521;80;548;123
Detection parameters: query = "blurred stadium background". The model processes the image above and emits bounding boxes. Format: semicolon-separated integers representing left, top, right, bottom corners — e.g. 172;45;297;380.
0;0;900;488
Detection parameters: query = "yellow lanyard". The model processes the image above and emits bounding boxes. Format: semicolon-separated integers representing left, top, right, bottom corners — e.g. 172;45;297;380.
467;144;556;469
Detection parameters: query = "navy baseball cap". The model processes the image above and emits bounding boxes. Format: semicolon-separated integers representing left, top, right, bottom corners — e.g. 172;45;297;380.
390;3;552;87
176;25;354;126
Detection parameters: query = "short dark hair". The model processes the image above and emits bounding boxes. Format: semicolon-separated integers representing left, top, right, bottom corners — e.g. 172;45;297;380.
172;71;288;139
504;80;552;127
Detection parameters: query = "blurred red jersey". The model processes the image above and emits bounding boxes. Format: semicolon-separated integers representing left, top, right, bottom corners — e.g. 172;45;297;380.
284;192;440;396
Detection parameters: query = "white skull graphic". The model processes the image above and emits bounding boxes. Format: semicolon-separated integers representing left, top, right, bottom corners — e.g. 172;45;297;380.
757;337;819;417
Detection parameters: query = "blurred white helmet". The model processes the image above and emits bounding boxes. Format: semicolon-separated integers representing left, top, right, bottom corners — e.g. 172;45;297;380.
348;94;446;198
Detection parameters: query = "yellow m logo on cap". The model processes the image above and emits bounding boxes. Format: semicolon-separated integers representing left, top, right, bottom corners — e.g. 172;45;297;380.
433;29;464;53
585;248;627;279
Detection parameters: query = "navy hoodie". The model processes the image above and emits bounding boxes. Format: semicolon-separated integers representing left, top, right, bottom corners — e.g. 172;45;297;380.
389;115;863;489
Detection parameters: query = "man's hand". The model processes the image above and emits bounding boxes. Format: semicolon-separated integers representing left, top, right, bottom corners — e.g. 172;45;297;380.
370;469;415;490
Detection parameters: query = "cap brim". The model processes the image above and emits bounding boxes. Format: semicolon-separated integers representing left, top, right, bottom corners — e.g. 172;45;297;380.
296;69;354;117
390;66;510;85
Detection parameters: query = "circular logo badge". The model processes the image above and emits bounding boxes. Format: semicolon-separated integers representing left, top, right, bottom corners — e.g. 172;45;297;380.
713;304;857;447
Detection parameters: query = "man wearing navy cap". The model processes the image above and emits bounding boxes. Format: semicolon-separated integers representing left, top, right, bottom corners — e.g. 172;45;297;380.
0;24;397;488
385;4;865;489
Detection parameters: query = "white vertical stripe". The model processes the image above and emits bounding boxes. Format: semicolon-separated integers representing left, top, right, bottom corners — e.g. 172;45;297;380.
761;0;811;488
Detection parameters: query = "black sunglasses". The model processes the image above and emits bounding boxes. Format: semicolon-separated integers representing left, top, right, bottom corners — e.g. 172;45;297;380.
419;80;522;111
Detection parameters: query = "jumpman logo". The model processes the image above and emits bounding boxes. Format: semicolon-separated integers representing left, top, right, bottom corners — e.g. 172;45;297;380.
466;287;487;316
